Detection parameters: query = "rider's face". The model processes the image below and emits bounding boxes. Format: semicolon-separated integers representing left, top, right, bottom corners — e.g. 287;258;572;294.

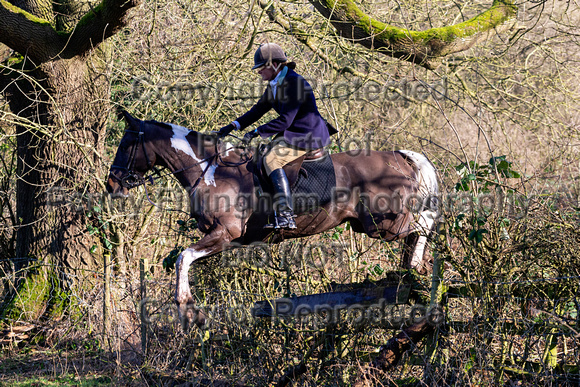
257;65;279;81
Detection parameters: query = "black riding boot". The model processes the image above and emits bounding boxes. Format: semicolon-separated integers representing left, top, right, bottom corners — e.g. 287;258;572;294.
264;168;296;230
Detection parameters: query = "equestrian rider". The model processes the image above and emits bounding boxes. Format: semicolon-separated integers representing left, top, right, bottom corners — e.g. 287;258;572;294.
217;43;331;230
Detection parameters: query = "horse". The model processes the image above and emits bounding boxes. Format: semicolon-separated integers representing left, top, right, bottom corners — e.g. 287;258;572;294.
106;111;439;329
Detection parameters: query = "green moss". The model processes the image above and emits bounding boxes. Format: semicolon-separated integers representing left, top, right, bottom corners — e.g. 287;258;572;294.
56;30;71;37
3;269;50;321
1;0;106;38
2;267;71;322
411;0;517;42
46;272;69;319
325;0;517;45
48;1;104;39
75;2;104;29
52;2;104;38
0;0;52;26
7;54;24;66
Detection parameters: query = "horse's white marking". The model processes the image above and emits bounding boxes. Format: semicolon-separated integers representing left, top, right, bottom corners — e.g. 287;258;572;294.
205;164;217;186
221;141;235;157
175;248;208;302
398;150;439;199
398;150;439;269
169;123;216;187
169;123;199;161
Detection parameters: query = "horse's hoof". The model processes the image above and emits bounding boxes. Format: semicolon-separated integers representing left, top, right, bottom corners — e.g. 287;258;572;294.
177;299;207;330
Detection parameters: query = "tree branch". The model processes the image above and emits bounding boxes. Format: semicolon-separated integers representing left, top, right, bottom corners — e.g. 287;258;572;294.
62;0;141;58
0;0;140;63
309;0;517;70
257;0;430;105
0;0;60;63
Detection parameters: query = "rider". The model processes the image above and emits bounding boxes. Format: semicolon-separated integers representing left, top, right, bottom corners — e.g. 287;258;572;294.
217;43;331;230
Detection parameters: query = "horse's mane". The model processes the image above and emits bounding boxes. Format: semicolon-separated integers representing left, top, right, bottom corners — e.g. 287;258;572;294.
147;120;215;142
148;120;174;131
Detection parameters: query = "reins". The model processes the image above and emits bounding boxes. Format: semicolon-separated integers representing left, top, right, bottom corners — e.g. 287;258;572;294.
110;127;250;214
141;158;217;215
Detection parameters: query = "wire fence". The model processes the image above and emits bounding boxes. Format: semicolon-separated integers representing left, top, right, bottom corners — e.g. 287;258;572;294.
4;237;577;385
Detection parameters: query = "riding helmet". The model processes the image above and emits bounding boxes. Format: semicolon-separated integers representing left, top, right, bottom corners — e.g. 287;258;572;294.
252;43;287;70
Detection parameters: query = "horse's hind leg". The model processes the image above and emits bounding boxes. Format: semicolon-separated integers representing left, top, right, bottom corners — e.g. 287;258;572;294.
401;231;430;274
175;229;231;330
401;210;437;274
401;232;418;269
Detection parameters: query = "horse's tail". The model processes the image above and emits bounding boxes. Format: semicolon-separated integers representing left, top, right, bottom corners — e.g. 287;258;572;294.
398;150;439;273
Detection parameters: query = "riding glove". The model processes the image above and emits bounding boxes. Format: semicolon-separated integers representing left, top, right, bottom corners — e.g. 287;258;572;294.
242;129;259;144
217;123;235;138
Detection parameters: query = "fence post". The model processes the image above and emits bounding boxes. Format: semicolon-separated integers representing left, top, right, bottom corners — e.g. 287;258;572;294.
140;256;148;355
543;328;559;368
429;223;446;307
425;221;447;379
103;253;112;341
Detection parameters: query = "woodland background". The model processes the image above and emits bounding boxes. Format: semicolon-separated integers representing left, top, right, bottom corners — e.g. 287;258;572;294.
0;0;578;385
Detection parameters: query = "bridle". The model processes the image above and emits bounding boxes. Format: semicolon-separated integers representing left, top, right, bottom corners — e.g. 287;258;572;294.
109;122;249;194
109;122;154;189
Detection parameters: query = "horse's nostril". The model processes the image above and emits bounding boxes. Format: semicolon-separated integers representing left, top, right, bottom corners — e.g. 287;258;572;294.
110;191;129;199
106;174;129;197
106;178;114;193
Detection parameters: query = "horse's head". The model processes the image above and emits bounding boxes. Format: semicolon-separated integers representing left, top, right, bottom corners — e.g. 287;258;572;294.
107;111;222;197
106;111;157;197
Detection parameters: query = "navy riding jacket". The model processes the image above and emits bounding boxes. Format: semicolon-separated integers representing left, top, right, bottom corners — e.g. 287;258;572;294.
235;69;330;150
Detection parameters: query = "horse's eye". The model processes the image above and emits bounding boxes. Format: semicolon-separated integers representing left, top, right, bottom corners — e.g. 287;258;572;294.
120;142;132;151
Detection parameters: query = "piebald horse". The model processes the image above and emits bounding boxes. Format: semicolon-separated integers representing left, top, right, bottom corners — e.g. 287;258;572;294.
106;111;439;329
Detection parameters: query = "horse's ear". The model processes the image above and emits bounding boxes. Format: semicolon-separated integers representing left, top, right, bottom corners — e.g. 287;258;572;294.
118;110;138;129
115;106;129;121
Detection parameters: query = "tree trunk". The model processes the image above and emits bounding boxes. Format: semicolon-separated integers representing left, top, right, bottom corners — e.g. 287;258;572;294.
0;0;139;320
14;57;105;268
2;55;106;319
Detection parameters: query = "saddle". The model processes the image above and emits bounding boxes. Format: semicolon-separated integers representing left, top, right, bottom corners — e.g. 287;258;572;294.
248;145;336;214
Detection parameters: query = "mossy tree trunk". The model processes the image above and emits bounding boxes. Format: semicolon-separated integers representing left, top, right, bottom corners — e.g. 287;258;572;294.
0;0;140;320
309;0;518;69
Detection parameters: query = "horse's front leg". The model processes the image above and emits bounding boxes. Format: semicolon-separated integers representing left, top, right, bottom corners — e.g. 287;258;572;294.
175;229;231;330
